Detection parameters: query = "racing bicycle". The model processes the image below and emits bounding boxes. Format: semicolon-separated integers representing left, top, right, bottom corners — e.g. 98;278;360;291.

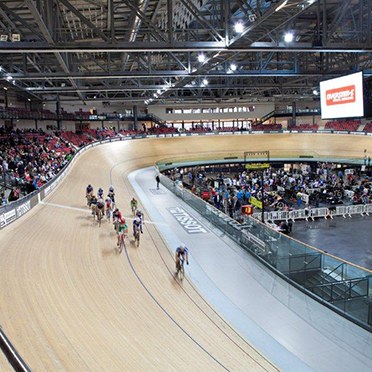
133;226;140;247
176;257;185;280
117;232;126;254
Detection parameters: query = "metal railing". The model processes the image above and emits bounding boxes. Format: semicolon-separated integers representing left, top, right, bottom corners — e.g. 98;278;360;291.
158;173;372;332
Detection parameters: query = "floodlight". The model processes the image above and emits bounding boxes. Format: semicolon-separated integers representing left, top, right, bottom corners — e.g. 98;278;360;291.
234;22;244;33
198;54;206;63
284;31;294;42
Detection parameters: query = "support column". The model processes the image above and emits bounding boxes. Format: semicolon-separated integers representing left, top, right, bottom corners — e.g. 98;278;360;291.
56;95;61;130
133;105;138;130
292;101;296;127
4;88;8;108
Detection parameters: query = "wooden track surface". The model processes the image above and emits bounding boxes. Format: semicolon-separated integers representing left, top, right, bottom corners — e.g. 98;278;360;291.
0;134;370;371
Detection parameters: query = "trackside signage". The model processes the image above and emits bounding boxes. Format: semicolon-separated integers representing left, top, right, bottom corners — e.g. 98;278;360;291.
16;201;31;217
326;85;355;106
0;210;16;228
320;71;364;119
168;206;207;234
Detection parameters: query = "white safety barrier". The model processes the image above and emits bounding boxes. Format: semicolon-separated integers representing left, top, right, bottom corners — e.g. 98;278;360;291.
289;209;309;220
347;205;366;216
365;205;372;216
335;205;350;218
253;203;372;223
266;210;289;222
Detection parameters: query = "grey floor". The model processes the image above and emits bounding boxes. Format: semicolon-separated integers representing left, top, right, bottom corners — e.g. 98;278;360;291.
129;167;372;372
290;216;372;270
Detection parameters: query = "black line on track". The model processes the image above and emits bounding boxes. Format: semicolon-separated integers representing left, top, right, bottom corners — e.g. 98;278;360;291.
123;244;230;371
145;225;278;372
109;157;277;371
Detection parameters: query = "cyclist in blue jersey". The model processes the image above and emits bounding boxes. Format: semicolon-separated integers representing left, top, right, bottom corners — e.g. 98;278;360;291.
136;209;144;233
175;244;189;273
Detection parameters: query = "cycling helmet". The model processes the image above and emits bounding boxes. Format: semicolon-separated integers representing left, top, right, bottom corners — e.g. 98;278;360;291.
109;186;114;192
114;208;119;212
137;209;142;215
179;243;186;252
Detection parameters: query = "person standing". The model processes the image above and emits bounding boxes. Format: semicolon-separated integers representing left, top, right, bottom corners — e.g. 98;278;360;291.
156;174;160;189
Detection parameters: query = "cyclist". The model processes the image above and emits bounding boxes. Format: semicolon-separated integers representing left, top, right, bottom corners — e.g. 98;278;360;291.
133;217;141;238
112;207;122;231
108;186;115;205
136;209;144;233
117;218;128;247
86;184;93;206
130;197;138;215
96;197;105;220
90;194;98;215
98;187;104;199
175;243;189;273
86;184;93;196
105;196;113;220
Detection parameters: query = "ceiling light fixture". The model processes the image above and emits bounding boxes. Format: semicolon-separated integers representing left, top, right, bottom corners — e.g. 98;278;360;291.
198;54;206;63
234;22;244;33
284;31;294;42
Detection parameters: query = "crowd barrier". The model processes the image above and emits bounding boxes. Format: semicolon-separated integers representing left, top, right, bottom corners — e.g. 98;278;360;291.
253;204;371;223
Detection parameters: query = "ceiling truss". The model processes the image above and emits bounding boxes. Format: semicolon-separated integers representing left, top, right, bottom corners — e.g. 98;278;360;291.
0;0;370;106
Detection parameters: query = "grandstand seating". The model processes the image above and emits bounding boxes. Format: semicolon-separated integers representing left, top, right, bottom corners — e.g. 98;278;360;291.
289;123;319;130
363;122;372;133
324;119;360;131
252;123;283;131
59;131;93;147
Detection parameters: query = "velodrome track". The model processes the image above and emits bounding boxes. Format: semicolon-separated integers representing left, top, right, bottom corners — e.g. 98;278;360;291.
0;133;371;371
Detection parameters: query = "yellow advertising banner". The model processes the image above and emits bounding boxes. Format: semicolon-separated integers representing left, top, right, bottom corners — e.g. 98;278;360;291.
245;163;270;170
249;197;263;209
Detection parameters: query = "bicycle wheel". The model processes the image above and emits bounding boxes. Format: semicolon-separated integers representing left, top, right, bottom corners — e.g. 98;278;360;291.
136;231;140;247
176;261;185;280
179;263;185;280
98;210;102;227
118;234;125;254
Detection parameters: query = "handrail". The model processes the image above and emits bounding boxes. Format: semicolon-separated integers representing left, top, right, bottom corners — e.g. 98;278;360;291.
321;262;345;283
157;172;372;331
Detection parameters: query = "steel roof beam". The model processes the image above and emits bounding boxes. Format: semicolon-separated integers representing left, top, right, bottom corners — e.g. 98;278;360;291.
58;0;111;42
0;42;370;53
